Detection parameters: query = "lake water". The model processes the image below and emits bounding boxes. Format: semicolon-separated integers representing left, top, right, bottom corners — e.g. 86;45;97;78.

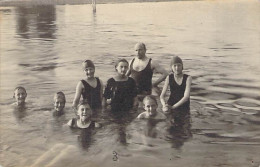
1;1;260;167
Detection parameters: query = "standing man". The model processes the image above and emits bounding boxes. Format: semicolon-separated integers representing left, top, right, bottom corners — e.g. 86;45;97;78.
127;42;168;97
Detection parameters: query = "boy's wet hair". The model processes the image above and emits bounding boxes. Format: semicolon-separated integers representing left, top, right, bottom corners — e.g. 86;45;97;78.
77;100;92;115
115;58;129;69
54;91;66;102
143;95;158;105
82;60;95;70
13;86;27;97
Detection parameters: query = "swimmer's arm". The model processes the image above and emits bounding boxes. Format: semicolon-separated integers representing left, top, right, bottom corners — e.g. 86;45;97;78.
151;60;168;87
102;80;110;108
160;75;169;107
102;97;107;108
171;76;192;109
137;112;146;119
67;119;73;127
126;59;134;76
72;81;83;112
99;79;104;101
100;80;107;109
132;79;139;109
133;96;139;110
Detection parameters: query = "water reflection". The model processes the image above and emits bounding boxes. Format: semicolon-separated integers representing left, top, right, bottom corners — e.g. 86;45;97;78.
117;125;127;145
15;5;56;40
14;5;58;91
109;111;137;146
78;128;94;150
166;110;192;149
12;105;28;121
144;119;161;138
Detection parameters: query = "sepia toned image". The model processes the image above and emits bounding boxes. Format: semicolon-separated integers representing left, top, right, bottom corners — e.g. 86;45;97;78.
0;0;260;166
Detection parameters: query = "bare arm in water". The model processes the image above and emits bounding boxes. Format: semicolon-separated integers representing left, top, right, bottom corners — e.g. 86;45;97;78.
72;81;84;112
151;60;168;87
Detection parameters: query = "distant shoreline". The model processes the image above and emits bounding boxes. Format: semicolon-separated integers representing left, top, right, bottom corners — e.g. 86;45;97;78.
0;0;197;7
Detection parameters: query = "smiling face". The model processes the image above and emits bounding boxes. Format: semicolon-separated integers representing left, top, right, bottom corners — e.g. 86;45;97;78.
116;61;129;76
77;104;92;122
143;99;158;117
14;88;27;105
135;43;146;59
171;63;183;75
83;67;95;79
54;98;65;112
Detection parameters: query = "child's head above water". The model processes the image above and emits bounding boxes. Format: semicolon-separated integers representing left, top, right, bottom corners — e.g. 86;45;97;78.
53;92;66;112
143;95;158;117
82;60;95;79
13;86;27;106
77;101;92;122
115;58;129;75
170;56;183;75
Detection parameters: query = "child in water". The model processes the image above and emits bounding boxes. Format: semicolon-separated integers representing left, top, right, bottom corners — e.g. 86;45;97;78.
103;59;138;113
72;60;103;112
137;95;166;119
13;86;27;106
160;56;192;113
67;101;100;129
53;92;66;116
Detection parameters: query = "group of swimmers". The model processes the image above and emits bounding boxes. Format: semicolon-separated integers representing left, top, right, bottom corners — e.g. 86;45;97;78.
13;42;192;129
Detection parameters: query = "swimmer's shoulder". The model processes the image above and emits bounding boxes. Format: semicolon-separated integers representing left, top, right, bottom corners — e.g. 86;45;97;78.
137;112;147;119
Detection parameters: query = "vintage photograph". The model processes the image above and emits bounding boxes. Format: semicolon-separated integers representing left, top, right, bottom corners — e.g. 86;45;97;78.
0;0;260;166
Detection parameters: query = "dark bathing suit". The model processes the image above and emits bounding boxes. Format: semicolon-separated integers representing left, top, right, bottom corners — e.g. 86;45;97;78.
81;77;102;110
130;58;153;94
167;73;190;112
104;77;137;113
70;118;95;129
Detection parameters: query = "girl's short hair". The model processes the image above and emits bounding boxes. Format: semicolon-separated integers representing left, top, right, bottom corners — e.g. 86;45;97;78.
54;91;66;102
143;95;158;105
115;58;129;69
82;60;95;70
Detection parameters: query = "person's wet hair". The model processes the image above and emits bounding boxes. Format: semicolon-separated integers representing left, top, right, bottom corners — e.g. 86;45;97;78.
76;100;92;115
77;100;90;108
13;86;27;97
143;95;158;105
54;91;66;102
114;58;129;70
82;60;95;70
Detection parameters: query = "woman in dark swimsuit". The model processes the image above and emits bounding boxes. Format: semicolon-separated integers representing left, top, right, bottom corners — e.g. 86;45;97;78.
72;60;103;113
103;59;138;116
160;56;192;113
